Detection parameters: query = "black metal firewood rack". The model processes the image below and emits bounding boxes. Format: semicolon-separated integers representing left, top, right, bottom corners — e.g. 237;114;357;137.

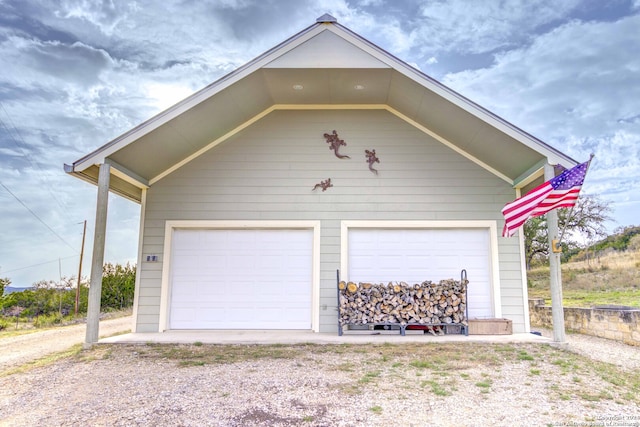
336;269;469;336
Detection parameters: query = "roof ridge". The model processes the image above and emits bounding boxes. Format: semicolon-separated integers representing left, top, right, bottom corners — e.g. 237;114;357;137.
316;13;337;23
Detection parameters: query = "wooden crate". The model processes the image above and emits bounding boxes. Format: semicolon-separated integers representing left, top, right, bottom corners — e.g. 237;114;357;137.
468;318;512;335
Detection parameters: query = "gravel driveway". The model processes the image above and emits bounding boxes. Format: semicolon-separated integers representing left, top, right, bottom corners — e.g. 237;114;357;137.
1;322;639;426
0;315;132;373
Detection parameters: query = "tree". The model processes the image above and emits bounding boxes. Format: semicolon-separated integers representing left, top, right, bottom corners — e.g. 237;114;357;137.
523;194;613;268
1;276;84;318
100;263;136;311
524;216;550;268
0;277;10;297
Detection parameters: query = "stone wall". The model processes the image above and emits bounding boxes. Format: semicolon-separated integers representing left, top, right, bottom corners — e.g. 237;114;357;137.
529;298;640;346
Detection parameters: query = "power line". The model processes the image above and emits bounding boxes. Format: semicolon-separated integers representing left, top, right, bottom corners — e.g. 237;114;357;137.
0;255;78;274
0;182;78;253
0;103;71;216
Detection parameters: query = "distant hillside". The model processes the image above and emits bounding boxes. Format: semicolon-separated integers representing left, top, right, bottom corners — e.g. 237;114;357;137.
528;237;640;307
593;225;640;251
2;286;33;296
567;225;640;262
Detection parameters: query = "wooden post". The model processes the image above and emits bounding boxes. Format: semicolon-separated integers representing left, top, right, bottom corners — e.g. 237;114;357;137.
85;164;110;347
545;162;566;343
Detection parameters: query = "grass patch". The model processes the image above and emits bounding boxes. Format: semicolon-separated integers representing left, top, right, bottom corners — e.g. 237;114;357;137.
421;380;452;396
135;343;302;367
5;340;640;412
369;406;383;414
410;360;437;370
336;362;356;372
475;379;492;394
517;350;535;361
1;344;84;377
359;370;381;383
527;250;640;308
551;357;580;374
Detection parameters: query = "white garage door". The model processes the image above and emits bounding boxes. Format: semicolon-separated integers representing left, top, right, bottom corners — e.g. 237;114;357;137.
169;229;313;329
348;228;493;318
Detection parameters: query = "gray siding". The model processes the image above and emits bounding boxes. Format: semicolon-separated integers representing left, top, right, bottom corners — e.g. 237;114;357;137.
136;109;526;333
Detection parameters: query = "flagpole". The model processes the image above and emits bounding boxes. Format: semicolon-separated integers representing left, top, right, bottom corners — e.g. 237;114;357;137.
546;153;594;343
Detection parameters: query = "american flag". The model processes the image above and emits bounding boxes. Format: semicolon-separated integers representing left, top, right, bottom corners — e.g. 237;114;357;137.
502;160;590;237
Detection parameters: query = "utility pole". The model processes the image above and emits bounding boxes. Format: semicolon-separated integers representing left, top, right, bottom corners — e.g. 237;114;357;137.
75;220;87;316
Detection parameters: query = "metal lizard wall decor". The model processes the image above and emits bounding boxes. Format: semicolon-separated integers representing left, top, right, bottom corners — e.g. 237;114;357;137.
365;149;380;175
323;130;350;159
312;178;333;192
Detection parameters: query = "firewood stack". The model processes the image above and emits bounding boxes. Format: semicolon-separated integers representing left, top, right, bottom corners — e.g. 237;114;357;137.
338;279;468;326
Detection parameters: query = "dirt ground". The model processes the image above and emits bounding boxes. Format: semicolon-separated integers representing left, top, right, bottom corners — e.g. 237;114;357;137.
1;319;640;426
0;316;132;373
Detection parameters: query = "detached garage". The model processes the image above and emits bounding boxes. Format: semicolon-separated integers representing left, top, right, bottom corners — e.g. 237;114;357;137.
66;15;579;339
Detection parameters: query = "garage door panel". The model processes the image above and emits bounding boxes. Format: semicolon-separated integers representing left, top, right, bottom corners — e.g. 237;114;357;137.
348;228;493;318
169;229;312;329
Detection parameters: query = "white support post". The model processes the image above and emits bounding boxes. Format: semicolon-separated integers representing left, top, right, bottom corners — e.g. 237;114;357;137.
85;163;110;347
545;162;566;343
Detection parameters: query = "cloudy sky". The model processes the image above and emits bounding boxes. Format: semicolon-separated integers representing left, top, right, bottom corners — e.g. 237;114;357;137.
1;0;639;287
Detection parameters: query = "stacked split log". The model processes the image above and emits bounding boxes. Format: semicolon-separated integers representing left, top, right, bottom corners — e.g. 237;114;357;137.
338;279;467;326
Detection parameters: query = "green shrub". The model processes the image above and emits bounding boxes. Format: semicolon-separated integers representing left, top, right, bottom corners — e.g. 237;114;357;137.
33;313;65;328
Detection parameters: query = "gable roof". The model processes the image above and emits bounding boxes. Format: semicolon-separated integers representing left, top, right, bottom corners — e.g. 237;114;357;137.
65;14;577;203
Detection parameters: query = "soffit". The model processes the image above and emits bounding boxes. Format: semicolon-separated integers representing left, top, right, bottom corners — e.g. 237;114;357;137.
84;66;565;199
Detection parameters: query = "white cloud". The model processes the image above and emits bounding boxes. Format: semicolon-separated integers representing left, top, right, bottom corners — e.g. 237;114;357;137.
145;83;196;111
54;0;137;36
416;0;583;55
441;14;640;231
442;15;640;143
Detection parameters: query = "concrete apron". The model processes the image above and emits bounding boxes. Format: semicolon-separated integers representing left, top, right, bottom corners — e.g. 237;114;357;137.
100;330;551;345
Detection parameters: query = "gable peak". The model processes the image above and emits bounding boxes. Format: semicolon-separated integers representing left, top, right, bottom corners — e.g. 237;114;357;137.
316;13;337;23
